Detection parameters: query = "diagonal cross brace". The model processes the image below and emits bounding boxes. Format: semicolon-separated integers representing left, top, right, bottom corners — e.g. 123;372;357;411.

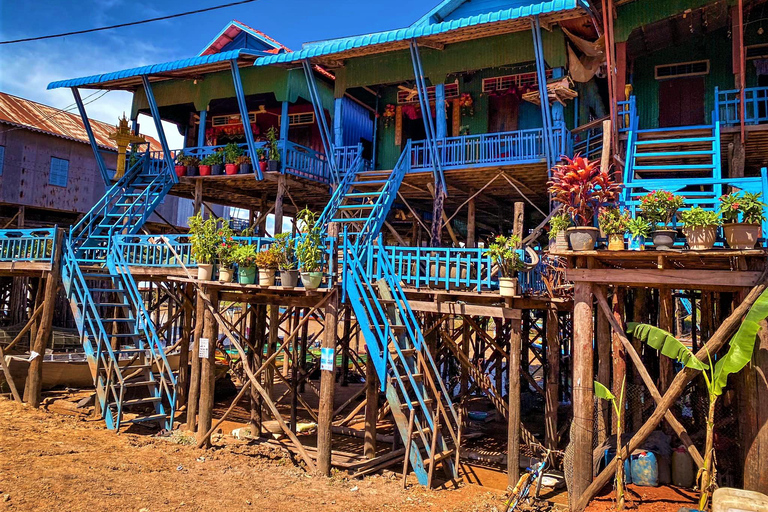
302;60;339;183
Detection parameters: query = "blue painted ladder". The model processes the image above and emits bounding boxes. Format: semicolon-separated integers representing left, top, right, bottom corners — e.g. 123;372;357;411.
61;150;178;430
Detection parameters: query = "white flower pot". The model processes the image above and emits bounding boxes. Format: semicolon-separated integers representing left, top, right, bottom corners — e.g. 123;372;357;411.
258;269;276;287
197;263;213;281
499;277;518;297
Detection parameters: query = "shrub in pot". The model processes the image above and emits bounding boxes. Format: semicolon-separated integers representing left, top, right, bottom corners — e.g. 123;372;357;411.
485;234;525;297
599;207;630;251
199;153;217;176
720;192;766;249
210;149;224;175
236;154;252;175
215;223;236;282
256;148;268;173
266;126;281;172
254;247;280;286
295;208;324;289
626;216;651;251
548;154;620;251
174;151;188;177
640;190;684;250
232;244;258;284
274;232;299;287
185;156;200;177
188;213;221;280
548;213;571;252
224;143;243;175
681;207;721;250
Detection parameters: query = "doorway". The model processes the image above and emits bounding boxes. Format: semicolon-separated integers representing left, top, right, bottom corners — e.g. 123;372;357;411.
488;94;520;133
658;77;706;127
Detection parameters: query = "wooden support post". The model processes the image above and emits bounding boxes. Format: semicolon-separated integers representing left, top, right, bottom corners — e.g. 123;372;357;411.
274;174;286;236
266;306;279;399
193;180;203;216
317;288;339;476
740;318;768;493
186;290;205;431
461;318;470;397
507;318;522;487
658;288;674;393
197;287;218;448
570;281;594;507
545;308;560;449
596;292;611;444
364;346;379;459
341;306;351;386
513;202;524;239
467;195;476;248
23;228;63;407
251;304;268;437
612;287;626;432
630;288;649;430
177;284;194;408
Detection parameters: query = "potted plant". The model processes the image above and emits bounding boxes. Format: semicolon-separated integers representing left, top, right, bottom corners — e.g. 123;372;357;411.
548;213;571;252
681;207;721;250
224;143;243;175
720;191;766;249
232;243;258;284
199;154;216;176
254;247;280;286
256;148;268;173
626;216;651;251
548;155;620;251
273;232;299;287
215;223;236;282
236;154;252;175
188;213;220;280
175;151;188;177
640;190;684;250
485;234;525;297
295;208;324;289
185;155;200;177
266;126;281;172
598;207;630;251
211;150;224;175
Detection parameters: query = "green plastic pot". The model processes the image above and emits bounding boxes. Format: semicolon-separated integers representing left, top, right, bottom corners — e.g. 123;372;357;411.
238;265;256;284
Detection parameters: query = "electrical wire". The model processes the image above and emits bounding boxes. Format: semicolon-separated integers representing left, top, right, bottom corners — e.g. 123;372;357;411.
0;90;111;135
0;0;258;45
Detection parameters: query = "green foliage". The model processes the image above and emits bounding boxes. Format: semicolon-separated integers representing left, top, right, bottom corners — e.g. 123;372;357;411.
215;222;236;267
253;247;281;269
256;148;267;161
548;213;571;240
273;232;297;270
232;244;258;267
188;213;223;265
594;381;616;402
175;151;186;165
201;152;222;166
295;208;322;272
720;192;767;225
680;207;721;228
627;323;707;371
598;207;630;235
223;143;243;164
548;155;621;227
266;126;281;163
640;190;685;227
484;234;525;278
626;216;652;238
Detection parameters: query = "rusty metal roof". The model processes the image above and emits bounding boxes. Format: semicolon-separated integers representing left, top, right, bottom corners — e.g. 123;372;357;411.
0;91;162;151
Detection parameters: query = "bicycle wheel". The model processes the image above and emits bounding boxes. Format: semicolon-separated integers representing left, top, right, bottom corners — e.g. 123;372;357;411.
507;474;533;512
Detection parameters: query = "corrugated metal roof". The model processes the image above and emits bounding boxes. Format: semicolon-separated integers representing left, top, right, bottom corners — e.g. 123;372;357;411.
47;48;263;90
256;0;580;66
0;91;162;152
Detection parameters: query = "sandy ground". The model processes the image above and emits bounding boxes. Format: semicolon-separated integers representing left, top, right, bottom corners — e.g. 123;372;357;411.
0;397;505;512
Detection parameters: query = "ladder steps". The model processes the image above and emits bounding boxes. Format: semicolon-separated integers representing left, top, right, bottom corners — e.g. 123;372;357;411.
394;373;423;382
119;413;168;427
338;204;376;210
401;398;433;409
634;164;715;170
633;150;715;158
351;180;388;185
123;380;157;388
331;218;367;223
88;288;127;293
118;396;162;407
424;450;455;466
345;192;383;198
635;137;714;145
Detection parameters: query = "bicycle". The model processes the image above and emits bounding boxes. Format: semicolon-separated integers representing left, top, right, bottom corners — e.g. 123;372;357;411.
504;447;558;512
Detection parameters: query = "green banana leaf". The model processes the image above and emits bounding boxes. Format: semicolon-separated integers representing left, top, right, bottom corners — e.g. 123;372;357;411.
711;288;768;395
594;381;615;401
627;322;707;371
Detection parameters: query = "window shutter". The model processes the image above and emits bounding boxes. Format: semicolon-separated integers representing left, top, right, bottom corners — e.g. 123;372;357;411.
0;146;5;176
49;157;69;187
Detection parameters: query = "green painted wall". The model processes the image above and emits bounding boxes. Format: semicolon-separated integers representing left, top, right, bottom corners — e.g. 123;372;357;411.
615;0;737;42
632;27;734;128
131;67;334;118
335;28;567;96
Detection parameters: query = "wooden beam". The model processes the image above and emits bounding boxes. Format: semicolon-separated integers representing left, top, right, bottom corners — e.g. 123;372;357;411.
566;268;762;290
317;288;339;476
197;286;218;448
507;320;522;487
544;308;559;449
570;281;594;507
364;347;379;459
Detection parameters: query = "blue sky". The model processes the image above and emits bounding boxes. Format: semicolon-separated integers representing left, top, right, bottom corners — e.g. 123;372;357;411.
0;0;439;147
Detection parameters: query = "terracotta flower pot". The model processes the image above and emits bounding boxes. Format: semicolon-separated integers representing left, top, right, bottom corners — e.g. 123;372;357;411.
723;223;760;249
175;165;187;177
607;234;625;251
499;277;518;297
259;160;268;172
684;225;717;251
199;165;212;176
567;227;599;251
651;229;678;250
225;163;239;175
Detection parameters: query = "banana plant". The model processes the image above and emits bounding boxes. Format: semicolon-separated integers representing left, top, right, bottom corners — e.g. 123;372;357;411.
627;288;768;509
595;379;626;511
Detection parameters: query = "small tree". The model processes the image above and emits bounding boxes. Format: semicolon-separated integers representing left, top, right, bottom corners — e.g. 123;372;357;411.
595;379;627;511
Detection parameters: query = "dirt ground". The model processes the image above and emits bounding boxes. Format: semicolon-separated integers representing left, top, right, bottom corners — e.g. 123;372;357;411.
584;484;698;512
0;397;504;512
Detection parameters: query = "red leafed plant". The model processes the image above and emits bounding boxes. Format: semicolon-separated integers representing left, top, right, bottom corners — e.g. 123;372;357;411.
548;155;621;227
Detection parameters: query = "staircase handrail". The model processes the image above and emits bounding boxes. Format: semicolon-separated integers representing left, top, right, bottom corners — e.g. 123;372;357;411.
104;169;175;240
315;151;365;235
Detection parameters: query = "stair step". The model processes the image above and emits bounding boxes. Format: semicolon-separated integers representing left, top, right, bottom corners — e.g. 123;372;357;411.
381;324;407;331
119;396;162;407
633;150;715;158
351;180;388;185
635;137;714;145
101;318;134;323
331;218;367;223
338;204;376;210
633;164;715;170
345;192;383;198
425;449;455;466
123;380;157;388
119;413;168;426
109;333;142;338
88;288;127;293
81;273;114;278
393;373;423;382
401;398;433;409
93;302;130;308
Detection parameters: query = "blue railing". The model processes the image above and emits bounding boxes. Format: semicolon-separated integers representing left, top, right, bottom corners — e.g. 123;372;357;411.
572;119;604;161
410;126;567;171
0;228;56;263
716;86;768;126
334;144;369;175
283;141;332;184
617;96;636;133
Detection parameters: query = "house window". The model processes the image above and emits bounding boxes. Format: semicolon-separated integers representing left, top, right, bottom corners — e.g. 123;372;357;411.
655;60;710;80
0;146;4;176
49;157;69;187
482;70;552;93
397;82;459;104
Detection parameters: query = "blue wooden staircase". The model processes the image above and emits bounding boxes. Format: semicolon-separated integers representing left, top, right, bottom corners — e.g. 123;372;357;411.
61;151;178;430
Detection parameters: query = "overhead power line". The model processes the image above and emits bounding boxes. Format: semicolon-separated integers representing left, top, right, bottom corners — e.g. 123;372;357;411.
0;0;258;45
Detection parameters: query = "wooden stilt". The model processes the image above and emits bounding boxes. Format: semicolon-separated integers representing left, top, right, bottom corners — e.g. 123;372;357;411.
570;281;594;507
317;288;339;476
177;284;194;408
186;290;205;431
266;305;279;399
596;293;611;444
467;195;476;248
341;306;351;386
611;287;626;432
658;288;674;393
507;318;522;488
740;317;768;493
251;304;267;437
196;287;218;448
545;308;560;449
364;346;378;459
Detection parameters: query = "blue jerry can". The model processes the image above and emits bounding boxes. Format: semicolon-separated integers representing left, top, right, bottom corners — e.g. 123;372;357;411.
631;451;659;487
604;449;633;484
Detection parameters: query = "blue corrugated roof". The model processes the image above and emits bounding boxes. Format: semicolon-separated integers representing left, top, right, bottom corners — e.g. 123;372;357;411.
47;49;263;90
255;0;580;66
